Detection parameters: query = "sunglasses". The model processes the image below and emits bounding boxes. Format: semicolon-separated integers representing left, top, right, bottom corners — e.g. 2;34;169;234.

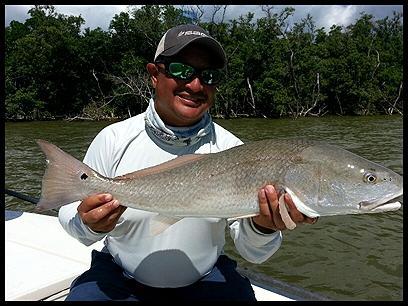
155;61;223;86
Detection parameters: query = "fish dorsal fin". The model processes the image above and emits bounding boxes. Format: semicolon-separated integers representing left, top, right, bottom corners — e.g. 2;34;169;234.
149;214;183;236
114;154;207;180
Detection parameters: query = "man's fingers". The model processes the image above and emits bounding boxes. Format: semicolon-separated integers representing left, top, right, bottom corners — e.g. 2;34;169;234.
78;193;113;213
264;185;278;203
94;205;127;231
284;193;304;223
81;199;120;225
107;206;127;223
257;188;272;219
304;216;319;224
283;193;319;224
254;184;320;231
264;186;286;230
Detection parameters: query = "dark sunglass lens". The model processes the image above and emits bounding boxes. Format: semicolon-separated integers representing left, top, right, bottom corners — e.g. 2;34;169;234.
168;63;194;80
201;69;222;85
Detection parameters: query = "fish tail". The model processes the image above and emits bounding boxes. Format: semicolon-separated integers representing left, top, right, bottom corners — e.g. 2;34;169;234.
35;139;95;211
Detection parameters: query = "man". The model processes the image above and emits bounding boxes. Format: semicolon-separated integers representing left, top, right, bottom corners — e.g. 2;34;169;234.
59;24;316;301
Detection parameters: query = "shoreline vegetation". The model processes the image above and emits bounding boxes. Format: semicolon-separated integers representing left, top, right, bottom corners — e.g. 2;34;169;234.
5;112;403;123
5;5;403;121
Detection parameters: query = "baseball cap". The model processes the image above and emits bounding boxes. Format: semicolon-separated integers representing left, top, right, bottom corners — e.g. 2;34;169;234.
154;24;227;68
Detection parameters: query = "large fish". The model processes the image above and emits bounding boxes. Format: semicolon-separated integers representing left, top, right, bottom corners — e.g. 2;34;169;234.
35;139;403;232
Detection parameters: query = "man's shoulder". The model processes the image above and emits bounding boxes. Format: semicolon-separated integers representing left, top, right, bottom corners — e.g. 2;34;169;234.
83;112;148;174
212;121;240;140
99;112;146;138
211;122;243;149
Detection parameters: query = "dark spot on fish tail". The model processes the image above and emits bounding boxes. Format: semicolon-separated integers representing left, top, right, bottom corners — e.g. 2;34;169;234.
81;173;88;180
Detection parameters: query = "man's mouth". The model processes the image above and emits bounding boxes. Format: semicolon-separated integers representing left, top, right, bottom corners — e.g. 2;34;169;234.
177;94;206;105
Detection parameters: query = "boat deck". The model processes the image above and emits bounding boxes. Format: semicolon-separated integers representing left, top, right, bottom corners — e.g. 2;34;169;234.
5;210;326;301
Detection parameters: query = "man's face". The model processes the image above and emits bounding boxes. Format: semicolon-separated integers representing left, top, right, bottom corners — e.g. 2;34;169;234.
147;45;218;127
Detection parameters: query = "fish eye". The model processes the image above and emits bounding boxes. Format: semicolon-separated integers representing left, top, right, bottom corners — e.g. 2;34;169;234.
363;172;377;183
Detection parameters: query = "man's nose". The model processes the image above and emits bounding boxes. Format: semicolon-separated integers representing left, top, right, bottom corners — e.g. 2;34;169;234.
185;76;204;92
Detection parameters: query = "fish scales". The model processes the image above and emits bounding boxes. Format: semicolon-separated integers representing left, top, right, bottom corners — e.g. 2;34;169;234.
35;138;402;220
101;139;312;218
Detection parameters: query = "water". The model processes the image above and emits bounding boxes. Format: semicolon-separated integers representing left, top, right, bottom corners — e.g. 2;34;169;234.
4;115;403;300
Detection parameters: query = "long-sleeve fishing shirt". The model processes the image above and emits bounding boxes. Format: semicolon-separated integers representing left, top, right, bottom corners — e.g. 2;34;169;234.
58;99;282;288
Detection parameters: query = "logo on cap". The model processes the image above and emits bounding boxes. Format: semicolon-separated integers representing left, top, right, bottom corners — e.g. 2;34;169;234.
177;30;208;37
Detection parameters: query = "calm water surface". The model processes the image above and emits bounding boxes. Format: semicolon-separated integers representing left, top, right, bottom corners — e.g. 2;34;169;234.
5;115;403;301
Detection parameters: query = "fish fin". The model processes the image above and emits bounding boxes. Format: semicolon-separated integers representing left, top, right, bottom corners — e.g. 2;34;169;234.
35;139;97;211
149;214;183;235
278;194;297;230
114;154;207;180
227;213;258;222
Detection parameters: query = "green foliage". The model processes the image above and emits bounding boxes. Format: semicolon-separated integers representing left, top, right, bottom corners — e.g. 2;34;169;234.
5;5;403;120
5;86;48;120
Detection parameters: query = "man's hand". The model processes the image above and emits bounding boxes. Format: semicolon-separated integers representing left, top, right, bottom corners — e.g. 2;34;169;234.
77;193;127;233
251;185;318;233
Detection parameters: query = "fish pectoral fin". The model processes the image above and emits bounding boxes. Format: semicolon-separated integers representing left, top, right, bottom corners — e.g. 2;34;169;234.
227;213;258;222
278;194;297;230
149;214;182;236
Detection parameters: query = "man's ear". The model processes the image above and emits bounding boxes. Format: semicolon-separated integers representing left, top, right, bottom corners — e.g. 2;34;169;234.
146;63;158;88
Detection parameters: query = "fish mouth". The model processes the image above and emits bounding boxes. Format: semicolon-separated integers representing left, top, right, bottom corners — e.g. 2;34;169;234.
359;190;403;212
